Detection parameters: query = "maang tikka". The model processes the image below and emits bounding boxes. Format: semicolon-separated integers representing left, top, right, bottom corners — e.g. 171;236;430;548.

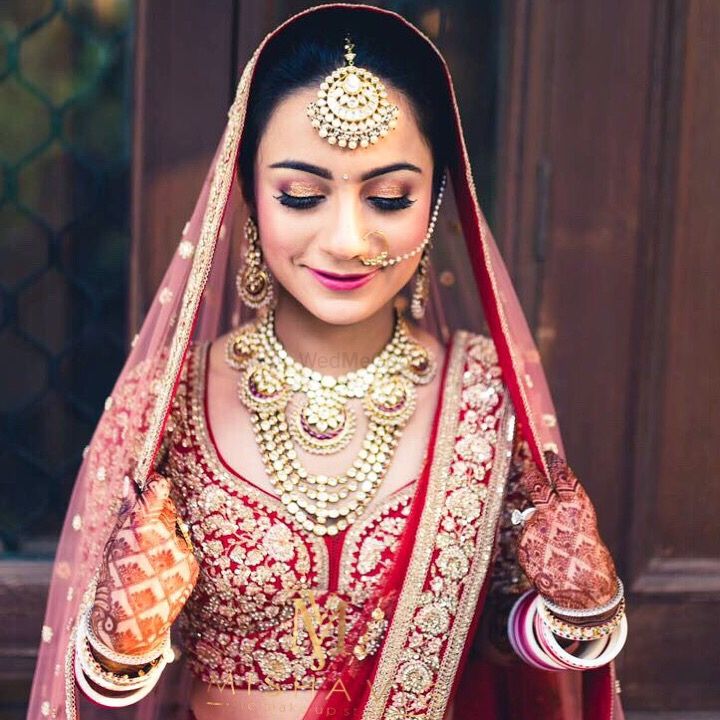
237;217;274;309
306;36;400;149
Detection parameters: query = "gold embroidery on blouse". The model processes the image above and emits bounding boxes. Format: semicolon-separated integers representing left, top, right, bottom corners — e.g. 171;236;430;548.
187;341;330;588
338;484;415;595
164;342;434;691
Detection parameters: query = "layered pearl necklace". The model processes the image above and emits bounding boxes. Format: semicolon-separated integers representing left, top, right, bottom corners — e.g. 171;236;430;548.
225;307;436;536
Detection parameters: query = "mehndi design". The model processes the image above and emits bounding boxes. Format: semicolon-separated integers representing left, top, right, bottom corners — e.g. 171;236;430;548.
516;450;619;610
90;474;199;657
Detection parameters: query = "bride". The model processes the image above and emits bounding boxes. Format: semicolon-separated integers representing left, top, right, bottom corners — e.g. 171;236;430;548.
28;5;627;719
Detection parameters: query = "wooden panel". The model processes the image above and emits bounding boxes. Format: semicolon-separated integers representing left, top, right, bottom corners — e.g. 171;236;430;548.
633;558;720;597
0;562;52;716
537;0;655;547
499;0;656;548
622;603;720;710
626;1;720;703
653;0;720;559
498;0;720;710
129;0;235;334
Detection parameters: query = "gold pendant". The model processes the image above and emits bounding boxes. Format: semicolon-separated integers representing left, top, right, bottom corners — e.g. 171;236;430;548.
289;394;356;455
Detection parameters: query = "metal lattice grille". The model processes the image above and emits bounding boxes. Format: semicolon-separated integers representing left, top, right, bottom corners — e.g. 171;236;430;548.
0;0;133;554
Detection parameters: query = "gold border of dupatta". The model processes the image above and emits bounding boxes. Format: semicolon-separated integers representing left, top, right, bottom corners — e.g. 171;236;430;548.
362;330;516;719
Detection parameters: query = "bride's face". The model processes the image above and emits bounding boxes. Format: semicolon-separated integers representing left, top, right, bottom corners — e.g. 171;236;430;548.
253;85;435;326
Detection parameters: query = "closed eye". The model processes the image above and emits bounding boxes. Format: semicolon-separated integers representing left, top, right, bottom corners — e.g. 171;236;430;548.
273;192;416;212
368;196;416;211
274;192;325;209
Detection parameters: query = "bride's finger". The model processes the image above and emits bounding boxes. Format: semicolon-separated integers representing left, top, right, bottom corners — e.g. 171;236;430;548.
157;494;179;532
517;465;556;508
114;475;140;528
544;451;581;501
130;473;172;524
174;518;194;554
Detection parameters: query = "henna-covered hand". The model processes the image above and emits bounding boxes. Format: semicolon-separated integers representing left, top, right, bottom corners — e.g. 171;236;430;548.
90;473;199;657
516;451;618;610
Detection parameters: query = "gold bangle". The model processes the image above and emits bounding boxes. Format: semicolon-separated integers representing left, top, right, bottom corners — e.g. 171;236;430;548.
539;598;625;642
78;632;159;689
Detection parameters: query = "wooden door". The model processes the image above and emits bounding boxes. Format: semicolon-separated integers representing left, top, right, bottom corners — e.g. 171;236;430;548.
498;0;720;711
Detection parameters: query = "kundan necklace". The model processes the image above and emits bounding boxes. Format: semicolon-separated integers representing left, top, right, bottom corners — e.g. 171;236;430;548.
225;306;436;536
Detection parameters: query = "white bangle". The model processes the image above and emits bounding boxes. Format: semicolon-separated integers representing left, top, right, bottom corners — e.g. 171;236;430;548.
573;633;612;661
77;632;165;692
507;591;565;671
522;594;567;670
536;607;628;670
74;630;165;707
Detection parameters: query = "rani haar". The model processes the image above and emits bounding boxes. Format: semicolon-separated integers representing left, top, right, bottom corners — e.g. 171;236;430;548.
226;306;436;537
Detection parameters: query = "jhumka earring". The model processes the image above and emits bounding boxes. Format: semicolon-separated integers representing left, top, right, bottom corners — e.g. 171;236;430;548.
410;245;431;320
236;217;274;309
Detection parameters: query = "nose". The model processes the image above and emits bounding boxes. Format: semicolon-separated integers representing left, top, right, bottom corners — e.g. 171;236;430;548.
318;195;368;263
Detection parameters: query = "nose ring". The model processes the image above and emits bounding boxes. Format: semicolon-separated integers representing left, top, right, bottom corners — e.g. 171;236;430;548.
358;230;389;267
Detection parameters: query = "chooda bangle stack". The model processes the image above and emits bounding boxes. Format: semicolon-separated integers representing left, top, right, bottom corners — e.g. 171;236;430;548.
74;606;174;707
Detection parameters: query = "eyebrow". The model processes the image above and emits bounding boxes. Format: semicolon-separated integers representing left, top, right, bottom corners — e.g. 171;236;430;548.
268;160;422;181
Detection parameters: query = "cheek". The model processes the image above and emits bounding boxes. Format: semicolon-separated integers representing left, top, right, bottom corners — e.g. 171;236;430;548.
384;193;433;258
399;208;430;250
255;191;307;265
385;196;433;284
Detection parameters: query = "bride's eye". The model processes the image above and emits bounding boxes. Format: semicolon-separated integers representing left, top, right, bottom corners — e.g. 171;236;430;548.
274;192;325;209
368;195;416;211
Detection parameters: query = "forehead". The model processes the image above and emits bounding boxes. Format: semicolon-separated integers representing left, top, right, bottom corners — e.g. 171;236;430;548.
256;85;433;171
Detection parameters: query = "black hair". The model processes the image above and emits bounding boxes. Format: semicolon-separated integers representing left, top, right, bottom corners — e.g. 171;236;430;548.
237;8;452;210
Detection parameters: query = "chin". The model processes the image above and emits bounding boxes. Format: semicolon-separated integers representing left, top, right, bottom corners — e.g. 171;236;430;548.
294;293;391;327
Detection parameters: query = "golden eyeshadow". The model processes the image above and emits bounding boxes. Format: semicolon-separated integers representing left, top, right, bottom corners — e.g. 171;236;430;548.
283;181;323;197
368;183;409;196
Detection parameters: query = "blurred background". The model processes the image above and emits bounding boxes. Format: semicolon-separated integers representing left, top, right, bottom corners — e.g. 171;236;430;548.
0;1;718;717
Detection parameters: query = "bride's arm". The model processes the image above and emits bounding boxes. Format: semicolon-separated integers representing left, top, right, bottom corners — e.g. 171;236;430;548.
74;471;198;706
71;354;198;706
480;427;627;670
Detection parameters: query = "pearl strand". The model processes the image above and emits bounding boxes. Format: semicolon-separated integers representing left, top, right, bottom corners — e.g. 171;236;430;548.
381;173;447;268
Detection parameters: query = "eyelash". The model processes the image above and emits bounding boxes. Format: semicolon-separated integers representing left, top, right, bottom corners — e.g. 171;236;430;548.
274;192;416;212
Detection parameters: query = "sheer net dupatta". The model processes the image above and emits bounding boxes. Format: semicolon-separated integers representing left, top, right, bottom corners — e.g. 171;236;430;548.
26;51;254;717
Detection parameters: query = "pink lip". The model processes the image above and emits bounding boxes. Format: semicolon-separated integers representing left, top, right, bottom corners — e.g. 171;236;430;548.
307;267;377;291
